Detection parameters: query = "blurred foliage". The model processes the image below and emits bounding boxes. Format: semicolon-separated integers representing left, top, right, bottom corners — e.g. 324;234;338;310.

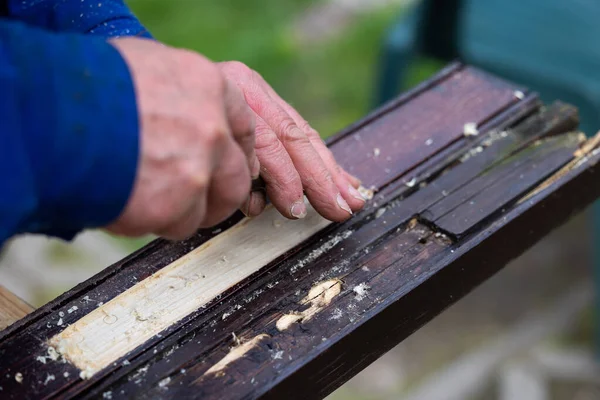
127;0;441;137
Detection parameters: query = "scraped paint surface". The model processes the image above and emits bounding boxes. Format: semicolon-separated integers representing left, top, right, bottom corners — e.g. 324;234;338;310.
49;201;334;377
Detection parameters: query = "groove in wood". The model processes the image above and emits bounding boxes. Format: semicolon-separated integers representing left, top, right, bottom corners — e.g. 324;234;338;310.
2;64;593;400
49;201;333;378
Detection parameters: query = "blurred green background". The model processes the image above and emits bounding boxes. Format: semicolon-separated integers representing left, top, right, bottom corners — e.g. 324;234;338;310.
127;0;439;137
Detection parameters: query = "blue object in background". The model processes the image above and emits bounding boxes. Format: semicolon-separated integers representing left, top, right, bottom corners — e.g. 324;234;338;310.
0;0;151;245
375;0;600;357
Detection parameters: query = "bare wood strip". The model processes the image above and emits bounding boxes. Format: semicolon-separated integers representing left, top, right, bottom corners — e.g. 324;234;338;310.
0;64;555;400
49;201;334;378
98;106;594;400
0;286;33;331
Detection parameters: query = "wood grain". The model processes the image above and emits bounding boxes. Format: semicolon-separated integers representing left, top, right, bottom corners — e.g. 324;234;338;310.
0;286;33;331
329;66;523;189
1;64;595;400
134;113;591;400
49;202;333;378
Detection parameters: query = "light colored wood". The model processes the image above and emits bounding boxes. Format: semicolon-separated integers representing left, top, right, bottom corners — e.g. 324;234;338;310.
0;285;34;331
50;201;340;379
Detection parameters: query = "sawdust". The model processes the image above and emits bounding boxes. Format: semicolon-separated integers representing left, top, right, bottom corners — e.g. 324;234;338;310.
353;283;371;301
405;178;417;187
43;374;55;386
463;122;479;137
290;231;352;274
358;185;375;200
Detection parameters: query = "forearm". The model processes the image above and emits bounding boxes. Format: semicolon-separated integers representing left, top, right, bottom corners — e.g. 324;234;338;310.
0;20;139;243
5;0;151;38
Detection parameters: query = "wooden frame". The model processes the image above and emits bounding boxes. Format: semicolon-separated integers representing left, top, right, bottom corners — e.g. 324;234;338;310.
2;63;600;399
0;286;33;331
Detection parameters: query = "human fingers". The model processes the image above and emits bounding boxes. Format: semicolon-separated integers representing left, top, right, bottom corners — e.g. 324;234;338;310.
201;136;252;227
253;73;366;211
223;78;259;178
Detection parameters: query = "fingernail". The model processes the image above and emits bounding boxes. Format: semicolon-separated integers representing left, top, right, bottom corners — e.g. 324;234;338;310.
337;193;352;215
291;200;307;219
348;185;366;203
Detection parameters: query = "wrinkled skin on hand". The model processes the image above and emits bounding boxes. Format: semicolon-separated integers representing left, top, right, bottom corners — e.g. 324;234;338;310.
107;38;258;240
218;61;366;222
105;38;365;242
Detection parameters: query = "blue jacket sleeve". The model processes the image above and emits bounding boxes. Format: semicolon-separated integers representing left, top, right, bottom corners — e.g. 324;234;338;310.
6;0;152;38
0;19;139;243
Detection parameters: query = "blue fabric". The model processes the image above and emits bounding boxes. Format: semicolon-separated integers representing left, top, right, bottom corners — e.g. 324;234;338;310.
0;1;151;245
5;0;151;38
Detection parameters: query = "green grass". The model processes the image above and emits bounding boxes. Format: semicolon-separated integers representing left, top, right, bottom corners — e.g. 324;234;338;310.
128;0;314;69
126;0;441;137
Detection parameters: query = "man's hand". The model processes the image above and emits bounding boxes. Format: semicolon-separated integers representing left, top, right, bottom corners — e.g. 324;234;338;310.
218;61;365;222
106;38;258;240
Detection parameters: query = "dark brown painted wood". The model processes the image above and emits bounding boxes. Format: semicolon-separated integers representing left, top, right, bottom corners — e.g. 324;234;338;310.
121;107;589;400
330;66;523;189
0;64;597;400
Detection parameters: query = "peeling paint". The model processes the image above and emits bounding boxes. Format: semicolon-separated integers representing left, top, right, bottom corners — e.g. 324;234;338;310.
276;279;342;331
520;132;598;203
48;202;332;379
276;313;304;331
204;334;270;376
